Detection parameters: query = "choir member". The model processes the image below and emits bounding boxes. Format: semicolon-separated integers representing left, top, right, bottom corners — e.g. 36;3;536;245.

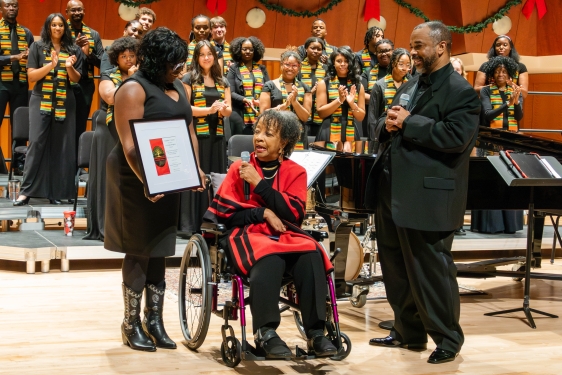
297;37;327;137
450;57;467;80
66;0;103;159
178;40;231;236
260;49;312;149
0;0;33;174
186;15;223;70
315;46;365;152
14;13;83;206
210;16;232;75
135;7;155;32
297;19;334;63
99;19;143;74
84;36;139;241
227;36;269;135
474;35;528;97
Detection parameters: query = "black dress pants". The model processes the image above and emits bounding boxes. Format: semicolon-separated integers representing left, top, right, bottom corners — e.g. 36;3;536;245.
0;83;29;172
249;252;327;335
72;81;94;156
375;167;464;353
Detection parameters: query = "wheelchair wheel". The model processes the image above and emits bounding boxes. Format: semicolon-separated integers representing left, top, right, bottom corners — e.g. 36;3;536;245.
221;336;242;368
292;311;308;341
178;234;212;350
349;294;367;308
331;332;352;361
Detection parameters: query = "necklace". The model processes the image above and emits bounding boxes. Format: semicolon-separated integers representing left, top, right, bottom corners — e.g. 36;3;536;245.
262;165;279;171
263;170;279;180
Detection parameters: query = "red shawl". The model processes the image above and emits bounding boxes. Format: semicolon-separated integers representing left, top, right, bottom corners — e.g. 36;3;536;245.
204;153;333;276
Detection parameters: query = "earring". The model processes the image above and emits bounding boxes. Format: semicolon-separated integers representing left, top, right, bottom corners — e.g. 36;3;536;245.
278;149;284;163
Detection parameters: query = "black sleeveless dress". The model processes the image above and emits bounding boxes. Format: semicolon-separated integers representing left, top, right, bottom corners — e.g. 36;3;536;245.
104;71;193;257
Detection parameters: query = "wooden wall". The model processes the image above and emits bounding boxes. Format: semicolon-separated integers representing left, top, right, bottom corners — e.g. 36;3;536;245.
1;0;561;164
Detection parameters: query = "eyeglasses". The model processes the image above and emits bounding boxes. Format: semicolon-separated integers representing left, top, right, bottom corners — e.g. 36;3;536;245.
397;63;411;68
241;48;254;53
377;49;392;55
172;62;185;71
282;63;299;70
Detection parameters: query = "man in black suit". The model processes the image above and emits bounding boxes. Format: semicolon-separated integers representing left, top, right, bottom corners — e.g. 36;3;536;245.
365;21;480;364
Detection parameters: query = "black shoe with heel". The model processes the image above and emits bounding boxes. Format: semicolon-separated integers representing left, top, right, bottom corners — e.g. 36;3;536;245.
13;197;30;206
121;283;156;352
254;327;292;359
369;335;427;350
142;282;176;349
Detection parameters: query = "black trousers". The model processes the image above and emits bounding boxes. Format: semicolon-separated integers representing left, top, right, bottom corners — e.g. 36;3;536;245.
0;83;29;172
249;252;327;335
72;81;94;155
375;167;464;353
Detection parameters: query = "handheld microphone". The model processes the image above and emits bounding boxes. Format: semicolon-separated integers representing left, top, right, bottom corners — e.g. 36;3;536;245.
241;151;251;200
399;93;410;109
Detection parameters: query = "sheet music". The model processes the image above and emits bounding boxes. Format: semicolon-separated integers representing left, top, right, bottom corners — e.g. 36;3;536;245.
289;150;335;188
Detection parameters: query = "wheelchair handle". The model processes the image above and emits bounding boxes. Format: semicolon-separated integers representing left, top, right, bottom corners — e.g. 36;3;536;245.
330;248;341;264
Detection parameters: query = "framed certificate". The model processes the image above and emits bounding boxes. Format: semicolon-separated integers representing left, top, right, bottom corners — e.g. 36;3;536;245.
129;117;202;196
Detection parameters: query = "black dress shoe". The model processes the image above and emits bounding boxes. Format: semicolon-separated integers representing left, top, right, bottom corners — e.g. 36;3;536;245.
307;332;337;357
50;199;62;205
454;227;466;235
427;348;458;364
13;197;30;206
369;335;427;350
254;327;292;359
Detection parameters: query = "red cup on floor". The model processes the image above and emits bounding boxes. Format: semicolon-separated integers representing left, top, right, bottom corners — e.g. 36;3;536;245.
63;211;76;236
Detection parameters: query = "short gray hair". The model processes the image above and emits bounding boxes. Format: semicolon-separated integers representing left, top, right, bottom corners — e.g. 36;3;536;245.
414;21;452;53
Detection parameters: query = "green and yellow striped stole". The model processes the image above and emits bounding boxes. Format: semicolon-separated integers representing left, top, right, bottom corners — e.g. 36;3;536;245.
489;84;518;132
186;40;197;66
300;58;325;126
222;41;232;75
240;63;263;125
68;21;95;79
361;49;379;92
0;19;28;83
324;42;334;55
40;50;70;121
192;80;225;136
105;69;123;126
383;74;407;112
327;76;357;149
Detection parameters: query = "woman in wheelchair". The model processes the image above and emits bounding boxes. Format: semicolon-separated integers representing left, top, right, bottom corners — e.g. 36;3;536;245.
203;110;338;358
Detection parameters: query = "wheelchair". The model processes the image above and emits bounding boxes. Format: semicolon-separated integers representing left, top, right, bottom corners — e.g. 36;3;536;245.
177;222;352;368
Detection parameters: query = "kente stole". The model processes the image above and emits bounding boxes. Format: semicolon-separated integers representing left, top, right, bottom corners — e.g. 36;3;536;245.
222;41;232;75
383;74;408;111
105;69;123;126
68;21;95;79
192;80;226;137
0;19;27;82
40;49;70;121
327;76;357;149
489;84;518;132
239;63;263;125
360;49;379;92
300;58;325;126
279;76;306;149
186;40;197;66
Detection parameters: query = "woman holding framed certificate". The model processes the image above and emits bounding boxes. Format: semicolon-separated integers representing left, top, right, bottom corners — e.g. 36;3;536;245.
104;27;205;352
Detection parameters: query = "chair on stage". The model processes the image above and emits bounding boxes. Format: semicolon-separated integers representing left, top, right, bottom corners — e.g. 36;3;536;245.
90;109;105;132
227;134;253;160
73;131;94;212
8;107;30;181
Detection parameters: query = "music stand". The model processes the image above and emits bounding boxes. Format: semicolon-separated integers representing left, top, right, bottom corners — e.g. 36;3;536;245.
484;155;562;328
288;149;335;189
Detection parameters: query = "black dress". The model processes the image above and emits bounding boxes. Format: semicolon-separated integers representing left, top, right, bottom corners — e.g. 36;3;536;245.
262;80;311;148
21;42;84;200
315;77;362;143
83;68;121;241
104;71;192;257
177;73;228;235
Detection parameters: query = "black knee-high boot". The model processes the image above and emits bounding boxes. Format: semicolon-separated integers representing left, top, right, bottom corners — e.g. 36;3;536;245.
122;283;156;352
142;282;176;349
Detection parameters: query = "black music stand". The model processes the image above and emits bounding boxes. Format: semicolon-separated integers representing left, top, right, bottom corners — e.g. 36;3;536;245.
483;155;562;328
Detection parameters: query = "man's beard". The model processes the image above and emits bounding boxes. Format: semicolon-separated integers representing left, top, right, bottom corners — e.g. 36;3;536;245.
418;52;438;74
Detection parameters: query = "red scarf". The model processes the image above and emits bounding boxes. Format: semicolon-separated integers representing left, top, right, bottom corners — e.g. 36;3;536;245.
204;153;333;276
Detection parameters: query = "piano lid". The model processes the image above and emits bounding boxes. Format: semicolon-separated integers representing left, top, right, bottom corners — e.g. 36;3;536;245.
474;127;562;160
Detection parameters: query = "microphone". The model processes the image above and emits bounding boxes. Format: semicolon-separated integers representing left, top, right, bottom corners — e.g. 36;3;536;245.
241;151;251;200
399;93;410;109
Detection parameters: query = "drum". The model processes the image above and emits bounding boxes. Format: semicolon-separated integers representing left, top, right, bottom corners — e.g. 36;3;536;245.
345;232;364;281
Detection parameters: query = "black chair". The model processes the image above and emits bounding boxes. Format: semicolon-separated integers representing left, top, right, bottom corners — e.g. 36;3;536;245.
8;107;30;181
227;134;253;164
74;131;94;212
90;109;105;132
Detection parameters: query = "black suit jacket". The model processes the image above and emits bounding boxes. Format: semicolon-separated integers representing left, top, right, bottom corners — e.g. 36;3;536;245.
226;62;270;114
365;63;481;231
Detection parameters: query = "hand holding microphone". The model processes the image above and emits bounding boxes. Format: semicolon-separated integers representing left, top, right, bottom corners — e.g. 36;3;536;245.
240;151;262;200
386;93;411;133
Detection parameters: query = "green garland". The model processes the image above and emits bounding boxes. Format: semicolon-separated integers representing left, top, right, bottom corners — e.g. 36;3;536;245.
115;0;161;7
257;0;343;18
394;0;522;34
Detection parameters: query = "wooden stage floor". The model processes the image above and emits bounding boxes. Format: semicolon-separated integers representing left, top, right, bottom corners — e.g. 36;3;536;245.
1;260;562;374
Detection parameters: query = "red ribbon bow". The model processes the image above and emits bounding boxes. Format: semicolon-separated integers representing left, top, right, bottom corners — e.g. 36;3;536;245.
207;0;228;15
522;0;547;20
364;0;380;22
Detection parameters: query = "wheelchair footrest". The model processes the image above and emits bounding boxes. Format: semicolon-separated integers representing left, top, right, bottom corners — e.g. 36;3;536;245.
346;275;383;286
